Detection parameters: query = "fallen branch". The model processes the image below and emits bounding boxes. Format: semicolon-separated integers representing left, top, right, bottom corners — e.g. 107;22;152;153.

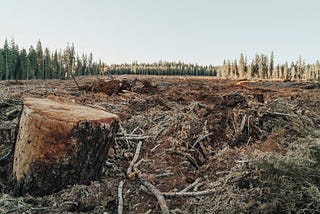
130;126;140;135
266;111;295;117
127;141;143;179
150;144;160;152
193;182;204;191
163;187;219;198
141;183;221;198
0;147;12;163
118;123;130;148
239;114;247;134
155;172;174;178
192;133;213;148
172;151;200;169
180;178;202;192
138;176;170;214
144;209;152;214
134;158;144;168
117;180;125;214
117;136;150;141
128;140;169;213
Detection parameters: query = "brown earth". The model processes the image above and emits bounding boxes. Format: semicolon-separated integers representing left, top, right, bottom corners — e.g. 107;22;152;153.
0;75;319;213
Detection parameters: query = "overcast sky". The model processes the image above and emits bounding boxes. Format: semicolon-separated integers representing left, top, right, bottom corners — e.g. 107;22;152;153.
1;0;319;65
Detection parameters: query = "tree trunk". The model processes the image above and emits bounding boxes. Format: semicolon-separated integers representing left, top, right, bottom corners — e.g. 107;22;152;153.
12;98;119;196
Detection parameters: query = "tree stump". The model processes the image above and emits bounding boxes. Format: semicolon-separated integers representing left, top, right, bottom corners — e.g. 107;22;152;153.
12;98;119;196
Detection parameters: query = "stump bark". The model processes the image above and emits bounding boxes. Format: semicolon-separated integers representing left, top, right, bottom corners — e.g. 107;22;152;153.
12;98;119;196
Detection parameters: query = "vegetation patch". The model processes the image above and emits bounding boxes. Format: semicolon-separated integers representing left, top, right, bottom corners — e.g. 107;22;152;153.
255;135;320;213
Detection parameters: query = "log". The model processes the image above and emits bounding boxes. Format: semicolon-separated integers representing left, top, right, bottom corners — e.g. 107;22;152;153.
12;98;119;196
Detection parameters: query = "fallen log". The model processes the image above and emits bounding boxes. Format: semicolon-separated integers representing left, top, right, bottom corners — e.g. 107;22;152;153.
12;98;119;196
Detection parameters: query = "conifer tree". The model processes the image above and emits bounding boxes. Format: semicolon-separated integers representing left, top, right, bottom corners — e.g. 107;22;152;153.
269;51;274;79
0;50;4;80
239;53;246;78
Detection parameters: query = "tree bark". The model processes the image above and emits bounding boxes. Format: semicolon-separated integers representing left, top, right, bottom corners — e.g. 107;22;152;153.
12;98;119;196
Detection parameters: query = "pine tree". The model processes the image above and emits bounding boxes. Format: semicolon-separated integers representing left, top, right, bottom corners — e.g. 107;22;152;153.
239;53;246;79
269;51;274;79
253;54;260;78
19;49;28;79
283;62;289;80
28;46;37;79
44;48;51;79
52;50;60;79
0;50;4;80
9;38;20;80
3;39;10;80
231;59;238;78
315;60;320;81
36;40;44;79
290;62;296;80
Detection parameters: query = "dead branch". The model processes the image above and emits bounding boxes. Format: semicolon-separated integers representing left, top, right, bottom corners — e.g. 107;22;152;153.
117;136;150;141
138;176;170;214
141;182;221;197
134;158;144;168
192;133;213;148
130;140;169;213
130;126;140;135
180;178;202;192
163;188;219;198
117;180;125;214
127;141;143;179
239;114;247;133
193;182;204;191
172;151;200;169
144;209;152;214
155;172;174;178
150;144;160;152
118;123;130;148
266;111;295;117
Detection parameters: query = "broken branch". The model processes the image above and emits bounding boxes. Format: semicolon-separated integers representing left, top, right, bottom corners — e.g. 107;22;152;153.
127;141;143;179
138;176;170;214
117;180;125;214
180;178;202;192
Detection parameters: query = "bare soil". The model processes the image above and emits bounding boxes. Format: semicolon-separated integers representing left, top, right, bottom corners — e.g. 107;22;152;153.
0;75;319;213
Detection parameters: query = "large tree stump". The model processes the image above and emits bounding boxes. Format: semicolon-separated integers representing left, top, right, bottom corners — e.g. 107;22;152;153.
12;98;119;196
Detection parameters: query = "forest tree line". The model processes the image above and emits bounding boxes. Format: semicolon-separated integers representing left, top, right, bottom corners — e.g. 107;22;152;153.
0;39;319;81
0;39;105;80
218;52;320;81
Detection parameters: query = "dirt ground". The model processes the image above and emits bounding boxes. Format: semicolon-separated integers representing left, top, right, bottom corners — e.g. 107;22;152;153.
0;75;320;213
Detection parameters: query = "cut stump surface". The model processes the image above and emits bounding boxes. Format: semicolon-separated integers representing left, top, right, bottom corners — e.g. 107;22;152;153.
12;98;119;196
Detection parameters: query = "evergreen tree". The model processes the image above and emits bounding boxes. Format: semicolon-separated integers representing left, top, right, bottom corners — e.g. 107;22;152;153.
36;40;44;79
283;62;289;80
19;49;28;79
52;50;60;79
3;39;10;80
269;51;274;79
28;46;37;79
44;47;51;79
238;53;246;78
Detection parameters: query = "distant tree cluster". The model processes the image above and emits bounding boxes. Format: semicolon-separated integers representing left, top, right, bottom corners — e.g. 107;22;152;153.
1;39;320;81
0;38;105;80
107;61;216;76
218;52;320;81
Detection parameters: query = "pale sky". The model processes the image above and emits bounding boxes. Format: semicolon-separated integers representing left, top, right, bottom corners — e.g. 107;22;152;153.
1;0;319;65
